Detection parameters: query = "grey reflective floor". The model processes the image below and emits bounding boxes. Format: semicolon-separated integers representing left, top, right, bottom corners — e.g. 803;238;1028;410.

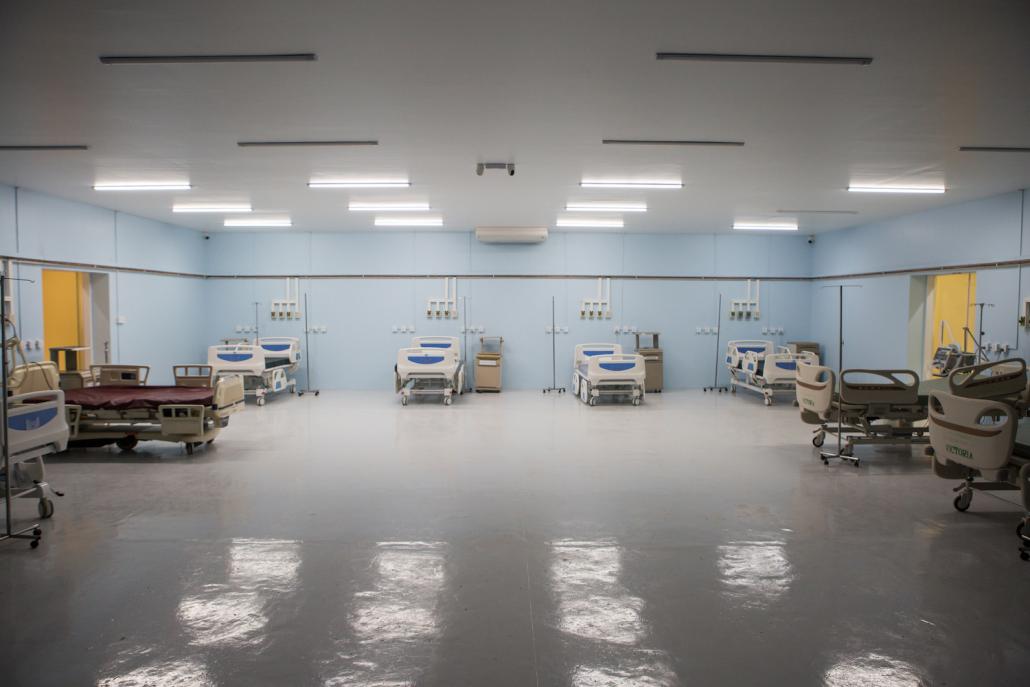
2;390;1028;686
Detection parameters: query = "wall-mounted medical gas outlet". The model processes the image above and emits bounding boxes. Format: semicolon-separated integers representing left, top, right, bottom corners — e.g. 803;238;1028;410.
729;279;760;320
271;278;302;320
545;326;570;334
580;277;613;319
461;325;486;334
427;277;458;319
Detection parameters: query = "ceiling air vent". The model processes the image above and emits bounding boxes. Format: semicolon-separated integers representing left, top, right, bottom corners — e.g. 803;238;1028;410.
475;226;548;244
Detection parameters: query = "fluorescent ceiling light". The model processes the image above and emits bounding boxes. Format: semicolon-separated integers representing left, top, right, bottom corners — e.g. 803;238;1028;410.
94;182;191;191
224;218;291;227
581;180;682;189
174;204;252;213
349;202;430;212
566;202;646;213
100;53;316;64
733;222;798;232
777;209;857;215
656;52;872;65
556;218;625;228
0;144;88;151
602;139;744;147
375;216;442;227
309;179;410;188
848;185;945;194
238;140;377;147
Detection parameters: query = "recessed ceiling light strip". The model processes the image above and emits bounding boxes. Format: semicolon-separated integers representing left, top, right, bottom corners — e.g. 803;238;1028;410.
99;53;317;64
310;179;410;188
581;180;681;189
0;144;89;151
656;52;872;65
566;202;646;213
350;202;430;212
238;140;378;147
733;222;798;232
602;139;744;147
848;186;945;194
777;209;858;215
958;146;1030;153
375;217;443;227
94;182;191;191
556;218;625;228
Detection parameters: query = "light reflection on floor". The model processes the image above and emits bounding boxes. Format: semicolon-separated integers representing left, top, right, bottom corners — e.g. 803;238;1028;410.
551;539;678;686
96;539;300;686
716;539;793;609
178;539;301;647
323;541;446;687
823;653;926;687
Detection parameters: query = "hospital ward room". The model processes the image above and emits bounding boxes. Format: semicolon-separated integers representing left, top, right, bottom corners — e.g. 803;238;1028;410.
3;2;1030;686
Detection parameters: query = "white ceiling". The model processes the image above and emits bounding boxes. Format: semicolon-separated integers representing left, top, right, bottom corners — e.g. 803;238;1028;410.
1;0;1029;235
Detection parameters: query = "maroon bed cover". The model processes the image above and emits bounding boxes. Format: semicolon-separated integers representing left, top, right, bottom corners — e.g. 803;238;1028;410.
63;386;215;411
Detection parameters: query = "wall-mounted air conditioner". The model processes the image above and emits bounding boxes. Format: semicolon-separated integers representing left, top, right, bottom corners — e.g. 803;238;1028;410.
475;226;548;244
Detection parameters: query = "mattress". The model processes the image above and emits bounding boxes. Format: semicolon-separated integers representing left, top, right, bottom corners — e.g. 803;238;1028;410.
64;386;215;410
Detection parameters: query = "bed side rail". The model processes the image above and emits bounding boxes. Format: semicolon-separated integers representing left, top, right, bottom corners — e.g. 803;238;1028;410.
575;343;622;366
398;347;458;368
840;369;920;406
928;391;1016;473
212;374;245;413
8;361;61;394
949;358;1027;403
91;364;150;386
174;364;215;388
586;353;645;376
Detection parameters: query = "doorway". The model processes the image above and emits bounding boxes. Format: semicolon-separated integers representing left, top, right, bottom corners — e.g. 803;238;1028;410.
922;272;976;375
41;269;111;371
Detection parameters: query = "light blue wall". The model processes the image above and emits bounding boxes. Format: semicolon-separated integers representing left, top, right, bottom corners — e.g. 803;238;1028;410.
809;189;1030;372
203;231;814;389
0;184;207;383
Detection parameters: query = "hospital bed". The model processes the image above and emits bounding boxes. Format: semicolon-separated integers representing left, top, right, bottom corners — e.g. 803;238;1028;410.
395;336;465;406
208;337;299;406
927;390;1030;561
798;358;1029;466
797;364;931;465
571;343;645;406
65;364;244;454
726;340;817;406
2;362;68;520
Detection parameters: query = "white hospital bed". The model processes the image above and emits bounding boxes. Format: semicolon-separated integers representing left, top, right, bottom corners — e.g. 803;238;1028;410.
571;343;645;406
927;390;1030;561
726;340;817;406
208;337;299;406
797;364;930;465
395;336;465;406
3;362;68;520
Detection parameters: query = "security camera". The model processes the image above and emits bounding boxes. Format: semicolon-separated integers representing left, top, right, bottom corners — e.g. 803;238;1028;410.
204;235;211;240
507;163;515;177
807;235;815;245
475;163;485;176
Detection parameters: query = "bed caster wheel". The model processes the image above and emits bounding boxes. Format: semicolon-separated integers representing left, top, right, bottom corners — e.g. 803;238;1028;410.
444;397;452;406
401;397;408;406
812;433;825;448
37;498;54;519
206;439;215;445
1017;521;1026;539
33;527;42;537
632;398;641;406
116;436;138;451
589;398;597;407
185;443;195;456
30;539;40;549
257;397;266;407
764;397;772;406
821;458;829;466
953;492;972;512
924;446;935;458
1020;550;1029;562
852;459;860;467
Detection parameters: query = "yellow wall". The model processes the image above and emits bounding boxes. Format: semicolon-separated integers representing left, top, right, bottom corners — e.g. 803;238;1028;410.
42;270;89;370
927;272;976;362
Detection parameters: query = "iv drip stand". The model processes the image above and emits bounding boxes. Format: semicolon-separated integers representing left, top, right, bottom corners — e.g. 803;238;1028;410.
820;284;862;466
543;296;566;393
1;273;43;549
704;293;727;393
298;292;319;397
